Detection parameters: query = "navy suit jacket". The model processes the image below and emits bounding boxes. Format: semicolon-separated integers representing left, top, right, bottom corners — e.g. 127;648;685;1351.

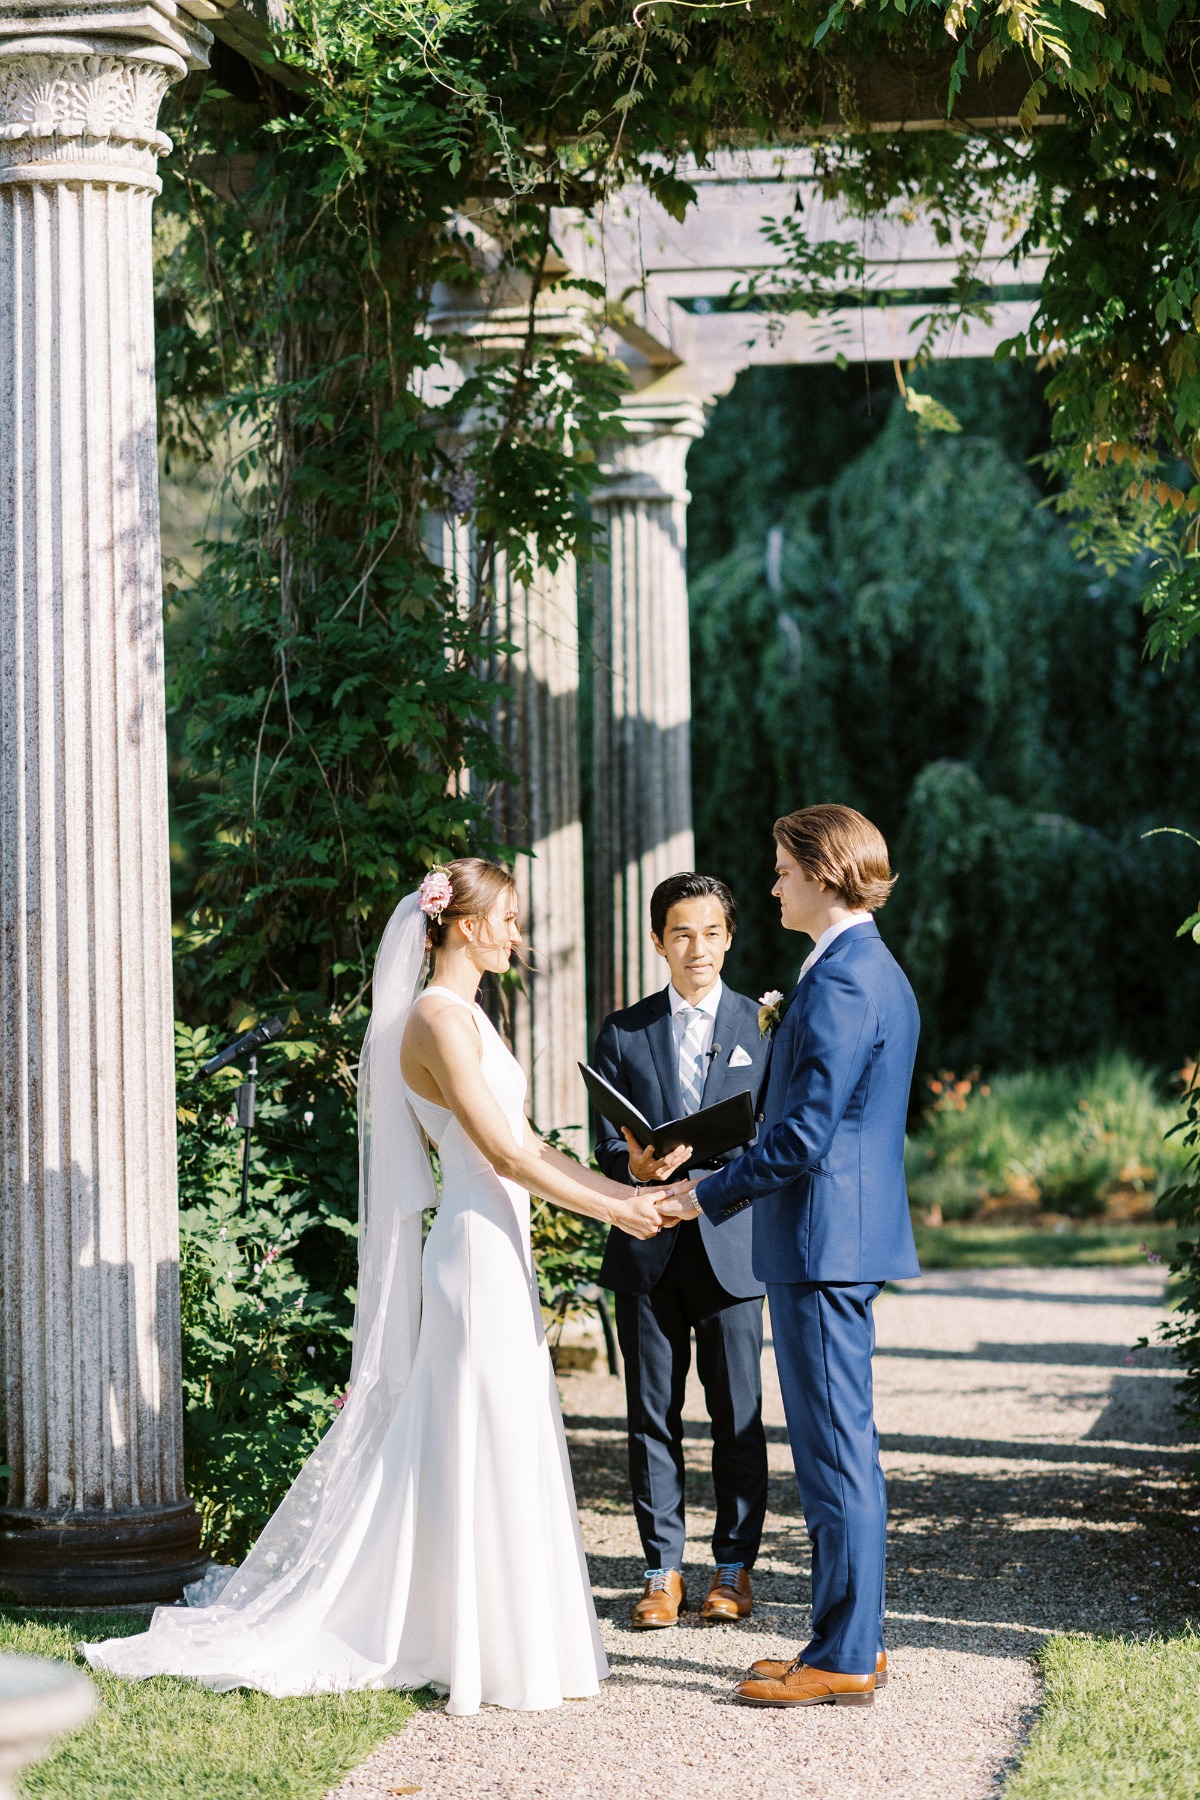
593;985;768;1299
697;921;921;1285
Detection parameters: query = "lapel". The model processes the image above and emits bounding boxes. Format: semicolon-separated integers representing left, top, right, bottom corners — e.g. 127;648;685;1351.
760;921;880;1110
645;989;685;1123
699;985;739;1106
760;980;803;1110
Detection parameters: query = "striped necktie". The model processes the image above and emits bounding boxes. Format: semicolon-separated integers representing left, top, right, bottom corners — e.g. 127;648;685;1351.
678;1007;708;1115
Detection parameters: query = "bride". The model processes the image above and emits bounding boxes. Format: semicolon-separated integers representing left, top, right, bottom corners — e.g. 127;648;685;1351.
84;858;681;1713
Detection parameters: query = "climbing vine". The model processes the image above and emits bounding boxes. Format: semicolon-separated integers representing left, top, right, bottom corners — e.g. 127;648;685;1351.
159;0;1200;1538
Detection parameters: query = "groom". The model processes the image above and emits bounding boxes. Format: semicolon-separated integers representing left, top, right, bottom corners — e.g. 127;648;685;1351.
660;805;920;1707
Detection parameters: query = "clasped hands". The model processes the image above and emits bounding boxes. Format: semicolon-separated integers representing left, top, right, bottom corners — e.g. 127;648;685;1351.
613;1127;702;1239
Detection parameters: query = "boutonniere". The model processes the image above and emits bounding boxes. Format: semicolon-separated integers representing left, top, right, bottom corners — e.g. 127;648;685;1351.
757;989;786;1038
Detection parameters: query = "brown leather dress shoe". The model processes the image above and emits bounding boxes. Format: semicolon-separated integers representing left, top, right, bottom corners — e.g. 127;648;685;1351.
700;1565;753;1621
736;1662;876;1707
631;1568;686;1628
748;1649;888;1688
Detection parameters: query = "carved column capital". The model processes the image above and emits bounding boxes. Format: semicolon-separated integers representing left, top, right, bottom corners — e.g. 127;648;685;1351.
593;393;711;507
0;0;210;192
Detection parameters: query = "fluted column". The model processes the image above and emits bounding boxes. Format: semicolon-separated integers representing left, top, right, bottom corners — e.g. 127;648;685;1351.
0;1;211;1602
489;552;588;1145
427;511;589;1144
590;397;707;1023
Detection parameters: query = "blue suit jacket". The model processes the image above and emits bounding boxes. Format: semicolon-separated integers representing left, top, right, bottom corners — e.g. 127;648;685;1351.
593;985;768;1299
697;921;921;1284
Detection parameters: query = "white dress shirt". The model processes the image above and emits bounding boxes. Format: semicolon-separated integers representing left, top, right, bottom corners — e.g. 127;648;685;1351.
797;913;873;984
667;976;723;1060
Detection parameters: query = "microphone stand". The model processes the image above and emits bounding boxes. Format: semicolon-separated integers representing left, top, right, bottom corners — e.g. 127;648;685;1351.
200;1016;285;1211
236;1053;258;1212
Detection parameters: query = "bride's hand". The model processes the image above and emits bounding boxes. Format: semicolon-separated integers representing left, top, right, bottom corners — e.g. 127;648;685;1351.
608;1185;671;1240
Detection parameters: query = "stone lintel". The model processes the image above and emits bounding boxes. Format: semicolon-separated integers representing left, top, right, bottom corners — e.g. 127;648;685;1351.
0;0;211;71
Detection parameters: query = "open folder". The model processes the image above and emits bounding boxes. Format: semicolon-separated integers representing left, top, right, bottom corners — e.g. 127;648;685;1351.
578;1062;756;1171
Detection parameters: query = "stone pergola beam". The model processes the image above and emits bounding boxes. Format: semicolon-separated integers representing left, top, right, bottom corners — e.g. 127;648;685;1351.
0;0;211;1603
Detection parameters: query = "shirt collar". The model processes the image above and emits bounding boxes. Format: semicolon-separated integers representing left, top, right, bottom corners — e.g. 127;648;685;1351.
798;913;873;982
668;976;723;1018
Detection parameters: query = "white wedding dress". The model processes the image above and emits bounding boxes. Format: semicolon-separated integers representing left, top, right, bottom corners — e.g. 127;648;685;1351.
83;971;608;1714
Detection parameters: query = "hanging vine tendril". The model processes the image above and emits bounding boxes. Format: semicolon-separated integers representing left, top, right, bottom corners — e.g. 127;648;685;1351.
631;0;751;23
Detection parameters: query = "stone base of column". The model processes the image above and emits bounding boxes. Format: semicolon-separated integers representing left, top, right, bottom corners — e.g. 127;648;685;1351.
0;1501;206;1607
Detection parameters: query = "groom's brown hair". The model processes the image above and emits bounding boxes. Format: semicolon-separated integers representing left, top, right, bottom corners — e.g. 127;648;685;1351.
774;805;897;912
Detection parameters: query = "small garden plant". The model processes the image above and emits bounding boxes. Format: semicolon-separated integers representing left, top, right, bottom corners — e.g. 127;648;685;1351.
904;1054;1192;1226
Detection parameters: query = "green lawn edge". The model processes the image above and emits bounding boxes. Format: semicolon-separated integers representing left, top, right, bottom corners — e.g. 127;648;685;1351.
3;1610;427;1800
911;1222;1180;1269
1007;1630;1200;1799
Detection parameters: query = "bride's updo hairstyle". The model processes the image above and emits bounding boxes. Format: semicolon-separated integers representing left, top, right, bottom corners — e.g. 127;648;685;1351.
420;858;518;954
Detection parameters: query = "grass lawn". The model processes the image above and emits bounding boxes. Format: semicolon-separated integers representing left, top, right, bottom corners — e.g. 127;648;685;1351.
912;1222;1181;1269
1009;1632;1200;1799
3;1610;423;1800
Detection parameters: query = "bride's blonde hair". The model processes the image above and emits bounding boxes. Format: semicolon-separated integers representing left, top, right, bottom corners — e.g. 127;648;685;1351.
424;857;518;953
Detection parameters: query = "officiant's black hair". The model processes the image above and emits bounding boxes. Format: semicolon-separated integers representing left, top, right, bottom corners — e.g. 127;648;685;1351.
650;872;737;943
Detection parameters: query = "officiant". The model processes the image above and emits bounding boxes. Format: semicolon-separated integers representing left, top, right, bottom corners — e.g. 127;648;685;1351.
592;872;770;1629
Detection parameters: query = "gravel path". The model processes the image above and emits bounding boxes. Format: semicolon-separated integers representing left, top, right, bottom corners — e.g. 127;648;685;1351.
329;1266;1193;1800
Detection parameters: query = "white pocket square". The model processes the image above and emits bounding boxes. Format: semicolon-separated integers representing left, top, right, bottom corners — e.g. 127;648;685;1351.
728;1044;754;1068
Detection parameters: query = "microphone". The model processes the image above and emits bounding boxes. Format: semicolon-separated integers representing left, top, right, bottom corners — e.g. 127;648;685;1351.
200;1016;286;1077
706;1042;722;1061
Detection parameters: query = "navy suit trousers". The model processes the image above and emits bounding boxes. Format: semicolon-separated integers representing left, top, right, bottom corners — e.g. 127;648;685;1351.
615;1222;767;1573
768;1281;887;1674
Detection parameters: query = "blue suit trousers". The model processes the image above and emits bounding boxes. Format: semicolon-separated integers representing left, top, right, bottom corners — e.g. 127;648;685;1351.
768;1281;886;1674
616;1222;767;1572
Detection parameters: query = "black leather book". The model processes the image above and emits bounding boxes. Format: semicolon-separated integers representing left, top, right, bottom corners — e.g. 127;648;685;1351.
578;1062;755;1171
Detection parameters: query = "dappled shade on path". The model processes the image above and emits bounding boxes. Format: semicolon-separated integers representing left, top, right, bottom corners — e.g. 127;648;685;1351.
329;1267;1196;1800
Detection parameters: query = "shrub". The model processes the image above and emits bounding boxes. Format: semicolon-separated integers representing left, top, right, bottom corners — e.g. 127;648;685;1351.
175;1021;359;1562
905;1054;1190;1223
1152;1074;1200;1433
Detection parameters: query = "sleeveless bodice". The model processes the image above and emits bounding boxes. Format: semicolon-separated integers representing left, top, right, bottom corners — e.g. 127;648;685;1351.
405;985;527;1157
405;987;531;1257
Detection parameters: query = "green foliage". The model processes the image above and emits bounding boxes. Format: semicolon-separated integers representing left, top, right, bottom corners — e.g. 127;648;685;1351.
175;1023;358;1560
904;1055;1191;1223
790;0;1200;654
529;1129;608;1332
531;1200;607;1315
913;1222;1182;1269
152;0;1200;1560
1006;1631;1200;1800
1151;1073;1200;1434
689;362;1200;1072
3;1610;421;1799
158;0;649;1550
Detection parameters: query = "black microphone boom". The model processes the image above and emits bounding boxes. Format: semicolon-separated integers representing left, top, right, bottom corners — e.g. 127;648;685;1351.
200;1016;286;1078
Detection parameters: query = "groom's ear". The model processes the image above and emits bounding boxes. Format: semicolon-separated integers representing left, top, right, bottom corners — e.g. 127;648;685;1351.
650;932;667;960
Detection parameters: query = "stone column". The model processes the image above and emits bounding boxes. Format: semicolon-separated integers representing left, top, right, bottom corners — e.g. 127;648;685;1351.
0;0;211;1603
489;552;589;1145
589;396;707;1024
425;510;589;1144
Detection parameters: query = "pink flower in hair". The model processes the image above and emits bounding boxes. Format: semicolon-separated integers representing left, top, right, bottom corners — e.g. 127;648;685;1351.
419;868;454;919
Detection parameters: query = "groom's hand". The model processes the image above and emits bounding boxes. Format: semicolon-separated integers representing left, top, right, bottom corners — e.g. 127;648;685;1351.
621;1127;692;1184
655;1180;702;1223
